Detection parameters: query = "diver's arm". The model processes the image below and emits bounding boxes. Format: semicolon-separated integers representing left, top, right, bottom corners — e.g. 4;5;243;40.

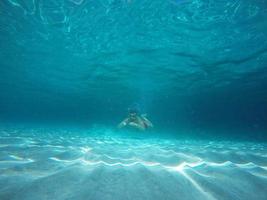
118;118;129;129
141;115;153;127
128;122;145;131
146;119;153;127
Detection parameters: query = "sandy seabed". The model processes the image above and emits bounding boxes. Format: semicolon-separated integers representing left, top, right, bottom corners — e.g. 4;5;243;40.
0;128;267;200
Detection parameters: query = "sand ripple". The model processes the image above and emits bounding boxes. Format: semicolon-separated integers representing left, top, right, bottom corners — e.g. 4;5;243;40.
0;130;266;200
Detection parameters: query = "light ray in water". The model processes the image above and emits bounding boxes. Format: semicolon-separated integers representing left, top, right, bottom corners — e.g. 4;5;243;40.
179;170;217;200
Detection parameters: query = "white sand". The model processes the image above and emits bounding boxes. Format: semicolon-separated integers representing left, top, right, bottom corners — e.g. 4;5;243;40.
0;129;266;200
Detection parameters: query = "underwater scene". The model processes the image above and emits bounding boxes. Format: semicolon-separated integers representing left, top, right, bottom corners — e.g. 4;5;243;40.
0;0;267;199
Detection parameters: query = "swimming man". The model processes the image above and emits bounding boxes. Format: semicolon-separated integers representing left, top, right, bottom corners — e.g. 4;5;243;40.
118;108;153;131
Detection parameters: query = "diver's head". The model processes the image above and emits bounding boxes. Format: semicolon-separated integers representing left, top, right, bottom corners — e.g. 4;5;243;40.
128;108;139;114
127;103;140;120
129;112;137;118
128;103;140;114
128;107;139;119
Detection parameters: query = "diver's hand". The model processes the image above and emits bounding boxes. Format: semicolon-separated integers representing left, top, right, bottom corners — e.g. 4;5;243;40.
129;122;145;131
141;114;147;118
128;122;136;126
118;120;128;128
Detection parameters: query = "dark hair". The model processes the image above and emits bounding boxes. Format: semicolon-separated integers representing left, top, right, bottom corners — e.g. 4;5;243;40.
128;103;140;114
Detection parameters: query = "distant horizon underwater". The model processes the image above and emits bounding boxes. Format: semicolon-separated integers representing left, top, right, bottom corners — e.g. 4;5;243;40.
0;0;267;199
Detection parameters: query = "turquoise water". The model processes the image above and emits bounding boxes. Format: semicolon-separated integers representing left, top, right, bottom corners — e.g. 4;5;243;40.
0;0;267;199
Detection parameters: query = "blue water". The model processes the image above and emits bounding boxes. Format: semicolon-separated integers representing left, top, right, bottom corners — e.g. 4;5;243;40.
0;0;267;199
